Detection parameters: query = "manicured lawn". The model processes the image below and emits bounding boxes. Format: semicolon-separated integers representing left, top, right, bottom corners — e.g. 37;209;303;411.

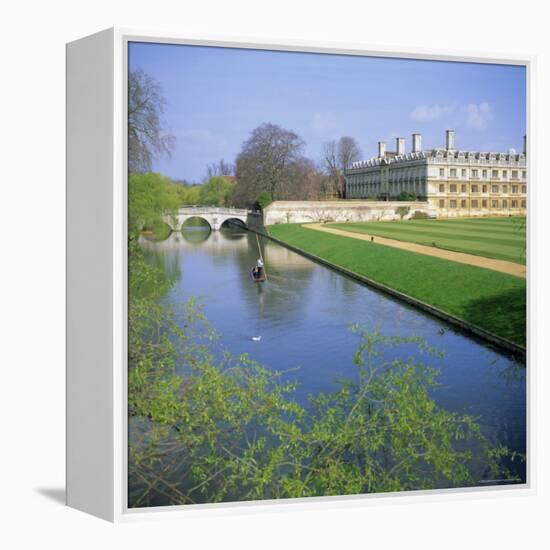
268;223;526;347
328;217;526;264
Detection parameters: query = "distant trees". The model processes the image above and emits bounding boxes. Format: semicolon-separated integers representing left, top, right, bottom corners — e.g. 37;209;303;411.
128;69;175;173
233;123;334;207
323;136;362;198
234;123;306;207
199;176;234;206
398;191;417;201
206;159;235;179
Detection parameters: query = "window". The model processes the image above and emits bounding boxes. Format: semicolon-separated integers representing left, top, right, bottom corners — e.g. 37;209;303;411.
512;170;518;179
461;184;467;193
492;199;499;208
502;185;507;193
450;184;457;193
512;200;518;208
472;169;479;177
472;185;478;193
482;199;488;208
522;185;526;193
522;171;526;179
502;199;508;208
482;169;487;178
461;169;466;177
472;200;479;208
439;199;445;208
521;200;526;208
450;168;457;177
512;185;518;193
439;168;445;177
450;200;457;208
491;185;499;193
482;184;488;193
502;170;508;178
492;169;499;178
439;184;445;192
461;200;467;208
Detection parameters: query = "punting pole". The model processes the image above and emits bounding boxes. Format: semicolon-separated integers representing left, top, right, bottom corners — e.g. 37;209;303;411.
256;233;268;281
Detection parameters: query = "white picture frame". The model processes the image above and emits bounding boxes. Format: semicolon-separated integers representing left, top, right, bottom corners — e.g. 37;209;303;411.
66;27;536;522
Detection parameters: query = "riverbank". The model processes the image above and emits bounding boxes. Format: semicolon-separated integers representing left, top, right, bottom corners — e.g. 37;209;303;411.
267;223;526;350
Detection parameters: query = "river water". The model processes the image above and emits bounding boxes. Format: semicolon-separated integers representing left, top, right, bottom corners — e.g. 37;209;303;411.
139;225;526;485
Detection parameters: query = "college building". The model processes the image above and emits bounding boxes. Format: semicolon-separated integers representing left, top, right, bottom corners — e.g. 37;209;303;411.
344;130;527;217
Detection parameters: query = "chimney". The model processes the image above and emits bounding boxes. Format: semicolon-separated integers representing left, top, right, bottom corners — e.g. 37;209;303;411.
446;129;455;151
396;137;405;156
412;133;422;153
378;141;386;158
523;134;527;154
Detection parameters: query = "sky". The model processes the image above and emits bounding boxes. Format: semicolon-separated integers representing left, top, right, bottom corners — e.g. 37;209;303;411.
128;42;526;182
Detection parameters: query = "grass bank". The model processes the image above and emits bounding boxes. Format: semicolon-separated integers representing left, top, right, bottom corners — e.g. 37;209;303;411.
328;217;526;265
268;224;526;347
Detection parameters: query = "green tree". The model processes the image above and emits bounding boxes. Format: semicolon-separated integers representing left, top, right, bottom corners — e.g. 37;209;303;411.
199;176;234;207
128;172;181;238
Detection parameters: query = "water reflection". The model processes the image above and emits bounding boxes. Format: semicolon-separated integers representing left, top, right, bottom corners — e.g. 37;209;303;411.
140;227;526;482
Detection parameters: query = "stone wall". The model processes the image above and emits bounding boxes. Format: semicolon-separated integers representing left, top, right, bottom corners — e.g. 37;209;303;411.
263;200;437;226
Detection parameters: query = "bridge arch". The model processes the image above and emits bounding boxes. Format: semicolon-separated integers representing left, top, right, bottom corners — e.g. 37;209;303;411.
180;216;212;230
164;207;249;232
220;217;247;229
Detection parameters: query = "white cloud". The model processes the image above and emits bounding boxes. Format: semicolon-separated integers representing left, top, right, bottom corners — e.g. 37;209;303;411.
310;111;336;134
465;102;493;131
409;101;494;132
410;103;457;122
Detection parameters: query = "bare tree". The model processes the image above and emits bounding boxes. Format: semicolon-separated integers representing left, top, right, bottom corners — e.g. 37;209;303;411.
128;69;175;173
323;140;340;198
234;123;305;206
323;136;362;198
206;158;235;179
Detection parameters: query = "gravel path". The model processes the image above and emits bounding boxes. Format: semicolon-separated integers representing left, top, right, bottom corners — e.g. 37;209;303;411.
304;223;526;278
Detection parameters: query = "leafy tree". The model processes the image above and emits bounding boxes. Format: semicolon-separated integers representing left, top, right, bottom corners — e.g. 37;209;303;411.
395;206;410;220
255;191;273;211
199;176;234;207
128;172;180;238
398;191;417;201
128;69;175;173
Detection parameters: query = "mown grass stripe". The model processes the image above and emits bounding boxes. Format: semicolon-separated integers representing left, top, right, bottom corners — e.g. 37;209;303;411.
268;224;526;347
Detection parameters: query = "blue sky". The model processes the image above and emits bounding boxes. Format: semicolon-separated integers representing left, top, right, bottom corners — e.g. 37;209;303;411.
129;42;526;182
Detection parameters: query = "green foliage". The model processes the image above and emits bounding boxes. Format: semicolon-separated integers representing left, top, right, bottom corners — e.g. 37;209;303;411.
128;243;516;506
395;206;410;220
255;192;273;211
398;191;417;201
128;172;181;238
199;176;234;207
175;183;201;205
410;211;430;220
269;224;526;346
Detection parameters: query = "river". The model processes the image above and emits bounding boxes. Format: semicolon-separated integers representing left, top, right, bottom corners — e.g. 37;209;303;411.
139;225;526;488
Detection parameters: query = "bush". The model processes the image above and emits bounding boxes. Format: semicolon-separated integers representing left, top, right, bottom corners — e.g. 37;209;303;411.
410;210;430;220
255;192;273;211
398;191;417;201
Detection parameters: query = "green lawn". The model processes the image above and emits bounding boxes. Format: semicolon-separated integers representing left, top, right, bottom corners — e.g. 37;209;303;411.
268;223;526;347
327;217;526;265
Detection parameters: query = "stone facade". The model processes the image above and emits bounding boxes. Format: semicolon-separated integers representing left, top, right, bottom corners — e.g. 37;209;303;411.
263;200;436;225
345;130;527;218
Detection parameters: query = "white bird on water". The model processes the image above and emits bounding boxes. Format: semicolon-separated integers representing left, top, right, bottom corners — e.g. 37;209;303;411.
251;336;262;342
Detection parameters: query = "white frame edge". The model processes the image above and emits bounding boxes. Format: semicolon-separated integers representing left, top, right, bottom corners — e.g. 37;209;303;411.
66;27;536;523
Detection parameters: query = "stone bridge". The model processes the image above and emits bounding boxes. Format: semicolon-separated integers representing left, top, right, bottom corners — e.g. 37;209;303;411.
164;206;250;231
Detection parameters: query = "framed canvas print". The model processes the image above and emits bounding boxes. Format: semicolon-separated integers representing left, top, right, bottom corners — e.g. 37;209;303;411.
66;28;534;522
